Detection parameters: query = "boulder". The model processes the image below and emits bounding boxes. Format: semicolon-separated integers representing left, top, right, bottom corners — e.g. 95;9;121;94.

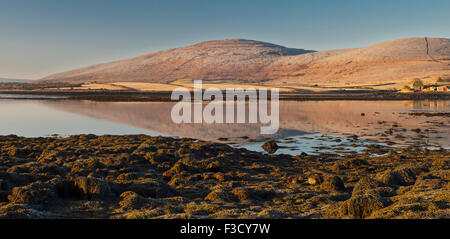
261;140;279;154
0;204;58;219
8;182;59;205
123;178;177;198
307;175;323;185
352;177;395;197
320;176;346;192
377;166;422;186
74;177;112;199
204;186;236;202
340;195;387;219
257;209;287;219
52;178;82;199
118;191;161;210
0;172;29;189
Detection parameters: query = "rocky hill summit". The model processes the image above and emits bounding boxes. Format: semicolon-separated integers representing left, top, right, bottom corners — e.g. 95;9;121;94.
40;37;450;85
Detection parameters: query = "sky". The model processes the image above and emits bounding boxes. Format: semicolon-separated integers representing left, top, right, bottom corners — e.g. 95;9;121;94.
1;0;449;79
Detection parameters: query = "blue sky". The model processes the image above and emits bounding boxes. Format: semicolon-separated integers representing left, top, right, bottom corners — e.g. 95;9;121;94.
1;0;449;79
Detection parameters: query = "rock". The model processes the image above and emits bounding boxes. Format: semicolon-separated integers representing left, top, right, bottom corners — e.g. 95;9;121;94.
257;209;287;219
0;179;6;190
377;166;421;186
206;161;222;172
118;191;161;210
352;177;395;197
168;162;187;174
0;190;9;202
231;187;254;203
332;158;368;171
0;134;447;219
37;149;67;164
117;172;141;180
52;178;82;199
340;195;387;219
7;147;30;158
8;182;59;205
214;172;227;181
230;187;275;204
74;177;112;199
320;176;346;192
307;175;323;185
0;172;29;189
261;140;279;154
352;177;381;194
162;170;174;179
168;175;184;187
0;204;58;219
6;164;32;174
204;186;236;202
185;201;220;216
125;178;176;198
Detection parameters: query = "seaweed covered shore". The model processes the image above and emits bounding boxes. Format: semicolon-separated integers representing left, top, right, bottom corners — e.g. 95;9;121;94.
0;134;448;219
1;89;449;102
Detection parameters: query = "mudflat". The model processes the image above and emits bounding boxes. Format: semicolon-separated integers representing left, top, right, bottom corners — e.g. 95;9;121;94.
0;134;448;219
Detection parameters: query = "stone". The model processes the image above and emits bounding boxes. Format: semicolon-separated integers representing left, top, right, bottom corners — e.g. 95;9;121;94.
8;182;59;205
52;178;82;199
74;177;112;199
340;195;387;219
320;176;346;192
352;177;395;197
118;191;161;210
261;140;279;154
377;166;421;186
307;175;323;185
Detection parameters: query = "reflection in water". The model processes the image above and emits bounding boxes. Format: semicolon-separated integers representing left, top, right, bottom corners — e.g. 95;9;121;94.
0;99;157;137
39;100;450;149
0;99;448;153
0;94;67;99
407;100;449;112
41;100;297;144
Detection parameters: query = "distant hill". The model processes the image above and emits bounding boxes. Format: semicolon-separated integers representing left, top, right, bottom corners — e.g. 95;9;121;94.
40;37;450;86
0;78;33;83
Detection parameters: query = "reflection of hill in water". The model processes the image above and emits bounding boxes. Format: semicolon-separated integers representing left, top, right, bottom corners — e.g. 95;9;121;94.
42;101;304;143
42;100;449;146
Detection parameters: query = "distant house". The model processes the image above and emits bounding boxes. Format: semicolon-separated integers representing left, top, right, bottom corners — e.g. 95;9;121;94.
424;85;449;92
437;86;448;92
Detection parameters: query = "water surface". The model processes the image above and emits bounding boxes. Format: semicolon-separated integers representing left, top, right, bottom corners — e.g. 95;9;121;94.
0;99;448;154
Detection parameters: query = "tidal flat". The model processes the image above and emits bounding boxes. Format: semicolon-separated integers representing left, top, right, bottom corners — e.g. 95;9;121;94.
0;134;448;219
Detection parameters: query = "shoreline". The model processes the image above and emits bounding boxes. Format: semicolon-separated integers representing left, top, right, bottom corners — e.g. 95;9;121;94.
0;90;449;102
0;134;448;219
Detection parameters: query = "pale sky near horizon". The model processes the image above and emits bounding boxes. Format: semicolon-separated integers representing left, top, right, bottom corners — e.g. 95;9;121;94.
1;0;449;79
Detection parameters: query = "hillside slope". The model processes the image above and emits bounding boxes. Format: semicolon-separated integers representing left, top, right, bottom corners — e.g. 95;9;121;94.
40;37;450;85
0;78;32;83
41;39;312;84
267;37;450;85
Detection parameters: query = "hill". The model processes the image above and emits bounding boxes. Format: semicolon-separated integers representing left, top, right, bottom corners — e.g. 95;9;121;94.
40;37;450;87
0;78;32;83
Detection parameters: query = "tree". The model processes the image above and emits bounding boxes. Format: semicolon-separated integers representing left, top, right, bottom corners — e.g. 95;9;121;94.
410;79;424;91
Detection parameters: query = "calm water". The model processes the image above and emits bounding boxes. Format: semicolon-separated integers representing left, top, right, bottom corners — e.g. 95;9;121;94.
0;99;448;154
